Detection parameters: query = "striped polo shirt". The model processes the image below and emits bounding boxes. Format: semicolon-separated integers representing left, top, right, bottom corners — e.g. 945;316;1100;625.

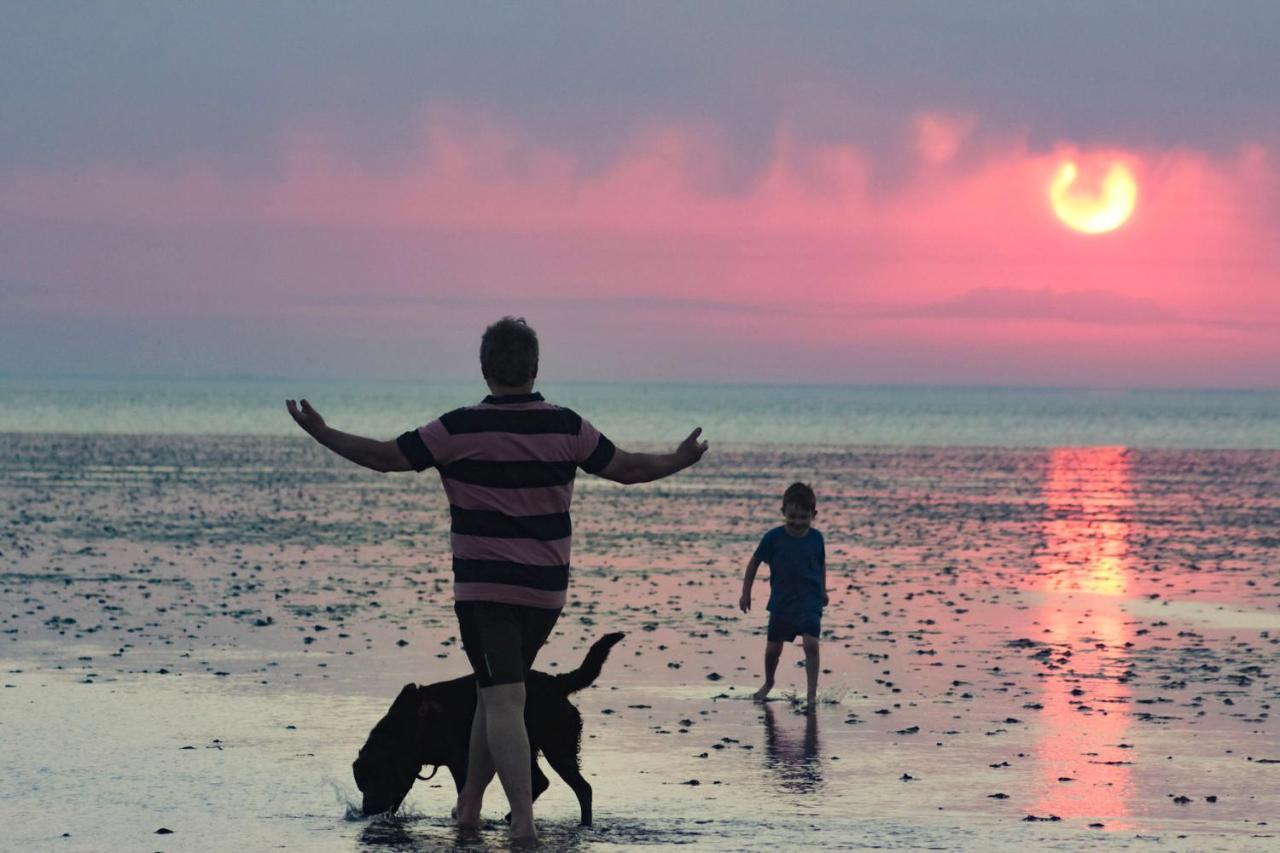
396;392;615;610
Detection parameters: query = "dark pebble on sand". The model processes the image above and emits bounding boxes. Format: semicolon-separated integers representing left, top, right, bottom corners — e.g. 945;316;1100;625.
988;793;1009;799
1172;795;1192;804
706;672;722;681
396;639;408;647
155;827;174;834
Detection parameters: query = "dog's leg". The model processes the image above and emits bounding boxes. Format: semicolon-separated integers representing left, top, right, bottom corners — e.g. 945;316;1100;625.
531;759;550;803
541;743;593;827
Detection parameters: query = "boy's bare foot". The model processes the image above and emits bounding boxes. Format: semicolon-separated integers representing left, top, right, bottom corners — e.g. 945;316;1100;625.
753;682;773;701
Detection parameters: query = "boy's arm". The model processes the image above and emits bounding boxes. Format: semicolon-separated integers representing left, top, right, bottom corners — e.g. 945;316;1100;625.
739;555;762;613
821;540;829;607
596;428;708;485
286;399;414;473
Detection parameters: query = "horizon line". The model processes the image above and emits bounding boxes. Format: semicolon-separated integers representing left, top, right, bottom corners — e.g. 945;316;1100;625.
0;372;1277;395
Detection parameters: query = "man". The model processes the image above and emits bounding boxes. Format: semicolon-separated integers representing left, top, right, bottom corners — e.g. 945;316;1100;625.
286;316;708;842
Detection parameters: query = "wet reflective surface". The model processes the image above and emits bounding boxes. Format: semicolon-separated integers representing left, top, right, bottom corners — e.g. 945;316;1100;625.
2;435;1277;850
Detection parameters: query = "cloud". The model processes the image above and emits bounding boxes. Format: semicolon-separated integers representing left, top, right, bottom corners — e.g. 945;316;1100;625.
292;290;787;317
914;113;977;166
1;110;1277;385
886;286;1183;325
3;3;1279;179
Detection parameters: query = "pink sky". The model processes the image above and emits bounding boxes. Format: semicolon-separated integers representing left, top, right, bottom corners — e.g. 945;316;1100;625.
2;6;1277;387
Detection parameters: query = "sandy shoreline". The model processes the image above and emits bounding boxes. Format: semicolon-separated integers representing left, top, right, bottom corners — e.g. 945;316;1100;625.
2;434;1277;850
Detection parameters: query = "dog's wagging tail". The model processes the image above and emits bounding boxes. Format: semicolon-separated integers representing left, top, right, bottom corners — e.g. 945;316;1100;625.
353;631;625;824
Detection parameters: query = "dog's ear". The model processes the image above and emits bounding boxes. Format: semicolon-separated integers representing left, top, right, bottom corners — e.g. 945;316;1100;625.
389;683;419;714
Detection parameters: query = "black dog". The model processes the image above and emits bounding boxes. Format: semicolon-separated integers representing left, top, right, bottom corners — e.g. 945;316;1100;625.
353;631;624;825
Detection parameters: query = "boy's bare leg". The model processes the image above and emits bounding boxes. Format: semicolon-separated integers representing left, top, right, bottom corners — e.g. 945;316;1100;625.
476;681;537;841
455;686;493;829
802;635;820;712
754;640;783;700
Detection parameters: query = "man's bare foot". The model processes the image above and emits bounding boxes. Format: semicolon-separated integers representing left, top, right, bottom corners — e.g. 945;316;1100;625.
753;682;773;701
509;817;538;846
454;794;482;829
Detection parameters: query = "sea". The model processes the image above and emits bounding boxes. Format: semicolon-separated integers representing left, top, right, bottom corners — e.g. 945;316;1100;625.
1;376;1277;447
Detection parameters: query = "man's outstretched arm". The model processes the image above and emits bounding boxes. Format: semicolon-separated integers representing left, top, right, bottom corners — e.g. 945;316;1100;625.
286;399;414;473
596;427;708;485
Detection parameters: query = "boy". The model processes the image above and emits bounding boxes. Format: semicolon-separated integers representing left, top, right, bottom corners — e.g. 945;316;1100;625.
739;482;828;711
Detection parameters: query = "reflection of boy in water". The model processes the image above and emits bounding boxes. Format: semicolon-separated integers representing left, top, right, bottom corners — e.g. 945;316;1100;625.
762;703;823;793
739;482;828;711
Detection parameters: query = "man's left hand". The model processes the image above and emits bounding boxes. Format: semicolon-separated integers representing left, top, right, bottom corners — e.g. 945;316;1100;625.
286;399;327;435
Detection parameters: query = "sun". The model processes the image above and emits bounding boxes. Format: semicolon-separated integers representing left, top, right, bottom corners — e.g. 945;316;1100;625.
1049;160;1137;234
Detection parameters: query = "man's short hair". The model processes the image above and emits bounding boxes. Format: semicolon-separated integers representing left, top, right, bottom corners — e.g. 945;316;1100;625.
480;317;539;387
782;482;816;512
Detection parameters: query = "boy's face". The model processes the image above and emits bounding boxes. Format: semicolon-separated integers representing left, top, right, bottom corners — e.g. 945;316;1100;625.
782;502;815;535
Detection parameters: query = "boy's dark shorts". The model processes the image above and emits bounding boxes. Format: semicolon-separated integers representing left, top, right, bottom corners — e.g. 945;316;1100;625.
454;601;561;687
767;612;821;643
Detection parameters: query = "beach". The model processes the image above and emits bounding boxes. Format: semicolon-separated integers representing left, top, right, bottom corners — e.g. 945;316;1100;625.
2;428;1277;851
8;1;1280;848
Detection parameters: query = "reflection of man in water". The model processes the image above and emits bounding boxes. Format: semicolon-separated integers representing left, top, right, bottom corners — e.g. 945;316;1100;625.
762;703;823;793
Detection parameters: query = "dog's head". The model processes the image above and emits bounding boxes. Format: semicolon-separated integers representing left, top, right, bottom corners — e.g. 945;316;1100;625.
353;683;428;815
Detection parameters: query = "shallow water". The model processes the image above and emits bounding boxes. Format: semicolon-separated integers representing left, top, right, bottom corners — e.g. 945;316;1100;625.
2;435;1278;850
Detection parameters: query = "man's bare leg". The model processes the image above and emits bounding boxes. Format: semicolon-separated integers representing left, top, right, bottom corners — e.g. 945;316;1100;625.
455;686;493;829
802;634;820;712
754;640;783;700
477;681;536;841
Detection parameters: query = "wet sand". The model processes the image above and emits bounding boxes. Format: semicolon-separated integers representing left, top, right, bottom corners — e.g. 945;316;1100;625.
2;434;1277;850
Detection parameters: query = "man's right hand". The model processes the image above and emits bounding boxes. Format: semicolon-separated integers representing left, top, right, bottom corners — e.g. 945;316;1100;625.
286;399;327;436
739;592;751;613
677;427;709;467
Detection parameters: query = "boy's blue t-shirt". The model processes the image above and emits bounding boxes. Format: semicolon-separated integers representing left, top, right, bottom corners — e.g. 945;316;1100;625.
753;526;825;620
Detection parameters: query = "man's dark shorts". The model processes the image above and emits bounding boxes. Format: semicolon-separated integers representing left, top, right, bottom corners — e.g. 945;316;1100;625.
454;601;561;687
767;612;821;643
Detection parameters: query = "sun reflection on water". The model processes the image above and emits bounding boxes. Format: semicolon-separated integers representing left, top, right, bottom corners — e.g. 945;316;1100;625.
1034;447;1135;826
